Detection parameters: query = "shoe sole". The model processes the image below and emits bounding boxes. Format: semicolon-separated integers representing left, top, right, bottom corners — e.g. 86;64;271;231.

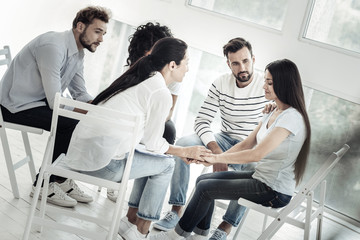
30;191;77;208
68;195;93;203
152;223;173;232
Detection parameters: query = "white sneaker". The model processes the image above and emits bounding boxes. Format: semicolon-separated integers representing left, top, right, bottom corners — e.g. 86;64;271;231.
186;234;207;240
30;182;77;207
107;188;118;202
121;225;148;239
118;216;135;236
59;179;93;203
149;229;185;240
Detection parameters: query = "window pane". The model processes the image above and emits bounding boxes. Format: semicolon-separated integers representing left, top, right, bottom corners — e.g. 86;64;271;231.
299;86;360;222
188;0;289;30
305;0;360;54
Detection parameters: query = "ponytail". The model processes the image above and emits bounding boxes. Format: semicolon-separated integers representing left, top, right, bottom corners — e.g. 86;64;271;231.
92;37;187;105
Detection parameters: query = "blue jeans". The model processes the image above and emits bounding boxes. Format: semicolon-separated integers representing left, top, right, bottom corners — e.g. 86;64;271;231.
79;151;175;221
169;132;256;227
175;171;292;237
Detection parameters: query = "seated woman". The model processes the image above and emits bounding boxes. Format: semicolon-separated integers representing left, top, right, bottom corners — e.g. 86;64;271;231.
152;58;311;240
63;37;211;239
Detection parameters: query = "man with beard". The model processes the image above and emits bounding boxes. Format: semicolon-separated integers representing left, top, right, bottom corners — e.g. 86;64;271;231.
154;37;270;238
0;6;111;207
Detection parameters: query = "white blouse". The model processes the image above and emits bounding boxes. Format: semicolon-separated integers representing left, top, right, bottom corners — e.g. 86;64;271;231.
64;72;172;171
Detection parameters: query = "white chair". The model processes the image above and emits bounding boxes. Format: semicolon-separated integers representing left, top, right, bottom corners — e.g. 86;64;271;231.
0;45;44;198
23;92;142;240
233;144;350;240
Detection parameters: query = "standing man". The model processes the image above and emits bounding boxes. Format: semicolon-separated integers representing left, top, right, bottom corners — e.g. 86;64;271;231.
154;37;269;238
0;6;111;207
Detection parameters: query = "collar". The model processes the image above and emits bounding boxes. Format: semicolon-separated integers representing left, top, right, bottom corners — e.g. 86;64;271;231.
66;30;84;58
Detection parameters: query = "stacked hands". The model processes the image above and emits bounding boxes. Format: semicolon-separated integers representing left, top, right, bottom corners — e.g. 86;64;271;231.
181;146;217;166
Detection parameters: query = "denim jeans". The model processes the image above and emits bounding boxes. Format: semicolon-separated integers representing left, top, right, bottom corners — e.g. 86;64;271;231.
175;171;292;237
169;132;256;227
79;151;175;221
1;105;78;184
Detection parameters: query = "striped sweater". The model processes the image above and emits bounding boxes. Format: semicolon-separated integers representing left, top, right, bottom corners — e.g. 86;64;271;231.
194;71;268;146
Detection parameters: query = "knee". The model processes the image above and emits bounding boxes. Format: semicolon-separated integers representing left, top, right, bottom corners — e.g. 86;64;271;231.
195;172;211;185
166;158;175;172
175;133;202;147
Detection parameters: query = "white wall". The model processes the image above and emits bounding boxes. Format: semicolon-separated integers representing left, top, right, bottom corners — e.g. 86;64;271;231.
90;0;360;104
0;0;90;54
2;0;359;104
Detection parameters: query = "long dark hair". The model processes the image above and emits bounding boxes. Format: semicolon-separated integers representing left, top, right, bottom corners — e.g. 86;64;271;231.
92;37;187;105
266;59;311;186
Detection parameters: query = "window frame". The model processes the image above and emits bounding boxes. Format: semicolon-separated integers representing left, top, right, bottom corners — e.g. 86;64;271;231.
299;0;360;58
185;0;287;34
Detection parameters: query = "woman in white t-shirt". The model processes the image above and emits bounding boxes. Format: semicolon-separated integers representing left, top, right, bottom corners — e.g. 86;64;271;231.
64;37;211;239
153;59;311;240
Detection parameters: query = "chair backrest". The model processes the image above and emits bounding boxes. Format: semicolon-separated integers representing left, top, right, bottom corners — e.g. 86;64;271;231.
46;92;142;167
0;46;12;123
299;144;350;195
0;46;12;67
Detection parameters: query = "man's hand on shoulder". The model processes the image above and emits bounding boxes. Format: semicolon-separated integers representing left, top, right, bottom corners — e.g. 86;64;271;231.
262;102;277;114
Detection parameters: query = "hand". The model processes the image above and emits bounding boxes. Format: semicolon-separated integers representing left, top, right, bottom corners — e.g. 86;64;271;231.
183;146;212;161
262;102;277;114
201;152;218;164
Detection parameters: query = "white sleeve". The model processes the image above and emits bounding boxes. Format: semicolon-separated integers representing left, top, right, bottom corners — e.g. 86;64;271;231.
141;88;172;153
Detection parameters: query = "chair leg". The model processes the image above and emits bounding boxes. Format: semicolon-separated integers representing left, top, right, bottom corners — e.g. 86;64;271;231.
39;173;51;233
232;208;249;240
304;192;313;240
22;131;37;182
0;127;20;198
262;214;268;233
316;181;326;240
22;136;53;240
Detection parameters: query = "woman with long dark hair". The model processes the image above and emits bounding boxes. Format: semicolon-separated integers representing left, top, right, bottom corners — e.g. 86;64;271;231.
153;59;311;240
64;37;210;239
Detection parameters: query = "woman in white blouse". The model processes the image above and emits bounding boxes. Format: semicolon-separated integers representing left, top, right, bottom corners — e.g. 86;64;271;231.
64;37;211;239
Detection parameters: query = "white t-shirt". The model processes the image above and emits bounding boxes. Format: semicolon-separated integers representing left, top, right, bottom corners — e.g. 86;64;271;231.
252;107;306;196
63;72;172;171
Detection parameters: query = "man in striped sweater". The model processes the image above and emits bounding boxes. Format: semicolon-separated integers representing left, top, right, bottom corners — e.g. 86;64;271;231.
154;37;269;237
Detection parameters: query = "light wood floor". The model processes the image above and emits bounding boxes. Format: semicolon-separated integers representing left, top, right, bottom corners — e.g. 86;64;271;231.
0;129;359;240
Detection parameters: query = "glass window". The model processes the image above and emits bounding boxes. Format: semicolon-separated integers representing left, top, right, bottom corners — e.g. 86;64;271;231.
304;0;360;54
187;0;289;30
299;86;360;222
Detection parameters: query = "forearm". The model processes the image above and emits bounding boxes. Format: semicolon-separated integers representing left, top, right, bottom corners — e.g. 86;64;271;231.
166;145;186;158
166;145;211;160
215;149;261;165
206;141;223;154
